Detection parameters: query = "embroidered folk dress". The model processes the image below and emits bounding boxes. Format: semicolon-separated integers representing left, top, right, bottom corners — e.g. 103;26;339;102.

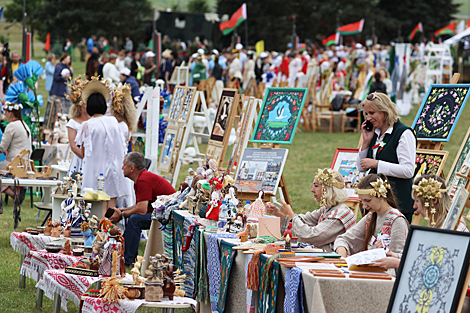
66;119;84;176
75;116;127;198
292;203;356;252
333;208;408;255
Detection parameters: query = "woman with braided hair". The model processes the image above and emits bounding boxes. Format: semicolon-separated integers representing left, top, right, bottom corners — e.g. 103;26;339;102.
65;76;90;176
334;173;409;258
265;168;356;252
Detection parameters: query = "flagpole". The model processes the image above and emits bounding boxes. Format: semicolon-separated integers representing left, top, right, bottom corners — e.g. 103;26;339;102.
245;19;248;48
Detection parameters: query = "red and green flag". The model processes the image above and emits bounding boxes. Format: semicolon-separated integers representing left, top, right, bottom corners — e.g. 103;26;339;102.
466;19;470;29
337;19;364;35
434;21;456;37
408;22;423;40
220;3;247;36
322;33;339;46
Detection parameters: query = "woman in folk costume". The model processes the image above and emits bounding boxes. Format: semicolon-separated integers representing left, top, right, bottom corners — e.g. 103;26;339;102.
242;51;256;91
99;225;122;277
65;76;90;176
356;92;416;223
109;84;137;208
75;79;128;215
334;173;409;258
266;168;356;252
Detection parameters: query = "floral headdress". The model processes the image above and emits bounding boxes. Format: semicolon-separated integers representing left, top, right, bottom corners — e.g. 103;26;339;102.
110;84;131;115
2;100;23;111
412;177;447;226
66;75;89;105
356;177;391;198
315;168;344;207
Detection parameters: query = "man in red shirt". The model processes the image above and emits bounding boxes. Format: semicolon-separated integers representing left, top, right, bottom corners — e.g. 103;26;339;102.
110;152;175;265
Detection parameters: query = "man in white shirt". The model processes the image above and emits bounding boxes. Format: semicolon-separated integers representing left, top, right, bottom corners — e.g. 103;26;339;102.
103;54;121;85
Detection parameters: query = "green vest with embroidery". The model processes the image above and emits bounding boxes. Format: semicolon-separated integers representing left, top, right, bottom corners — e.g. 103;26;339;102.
366;120;416;214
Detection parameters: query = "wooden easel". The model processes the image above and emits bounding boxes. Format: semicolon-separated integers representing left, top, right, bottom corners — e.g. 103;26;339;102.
237;142;291;205
411;73;461;225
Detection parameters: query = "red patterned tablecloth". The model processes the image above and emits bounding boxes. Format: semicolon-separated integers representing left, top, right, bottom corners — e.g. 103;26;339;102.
81;296;197;313
21;250;83;282
10;232;56;256
36;269;101;312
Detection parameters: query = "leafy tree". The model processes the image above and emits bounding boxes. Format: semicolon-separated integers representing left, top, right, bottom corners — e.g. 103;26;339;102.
187;0;211;13
37;0;152;48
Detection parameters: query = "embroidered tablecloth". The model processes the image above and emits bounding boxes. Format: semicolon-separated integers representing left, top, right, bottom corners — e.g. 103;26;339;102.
81;296;197;313
36;269;101;312
10;232;56;256
21;250;82;282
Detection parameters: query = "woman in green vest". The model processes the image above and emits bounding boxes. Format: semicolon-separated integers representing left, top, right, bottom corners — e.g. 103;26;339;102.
356;92;417;224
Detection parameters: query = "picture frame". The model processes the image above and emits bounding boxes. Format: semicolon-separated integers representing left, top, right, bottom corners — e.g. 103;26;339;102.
158;126;179;173
177;86;196;123
251;87;308;144
205;142;224;165
386;225;470;313
447;127;470;197
413;149;449;178
442;186;469;231
167;86;187;122
234;148;289;194
411;84;470;142
330;148;366;201
210;88;238;144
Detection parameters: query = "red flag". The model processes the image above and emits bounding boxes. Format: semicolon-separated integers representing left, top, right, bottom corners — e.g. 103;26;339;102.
337;19;365;35
44;32;51;52
434;21;456;37
466;19;470;29
408;22;423;41
322;33;339;46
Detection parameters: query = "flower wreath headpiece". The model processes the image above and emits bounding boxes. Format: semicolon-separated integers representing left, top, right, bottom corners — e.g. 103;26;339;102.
110;84;131;115
315;168;344;207
412;177;447;226
65;75;89;105
3;100;23;111
356;177;391;198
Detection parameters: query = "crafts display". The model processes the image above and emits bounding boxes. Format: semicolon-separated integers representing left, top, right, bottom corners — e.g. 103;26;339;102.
99;226;124;277
144;253;176;302
413;149;449;178
158;126;178;173
131;256;145;287
51;220;62;238
210;89;237;143
447;126;470;197
251;87;308;144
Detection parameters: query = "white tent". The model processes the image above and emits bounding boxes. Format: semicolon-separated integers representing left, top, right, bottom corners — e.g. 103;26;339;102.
443;27;470;45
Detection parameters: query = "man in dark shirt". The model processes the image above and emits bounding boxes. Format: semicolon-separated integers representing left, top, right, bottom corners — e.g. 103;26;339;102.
109;152;175;265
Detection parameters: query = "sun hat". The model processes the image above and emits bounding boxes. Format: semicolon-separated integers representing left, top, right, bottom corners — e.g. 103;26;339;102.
81;80;110;104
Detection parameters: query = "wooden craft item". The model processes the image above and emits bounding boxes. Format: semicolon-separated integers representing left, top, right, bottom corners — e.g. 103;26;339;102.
309;269;346;278
65;267;99;277
348;272;392;280
44;218;52;236
318;259;347;264
280;256;325;263
233;244;266;251
292;248;325;253
348;264;387;272
63;239;71;255
6;149;52;178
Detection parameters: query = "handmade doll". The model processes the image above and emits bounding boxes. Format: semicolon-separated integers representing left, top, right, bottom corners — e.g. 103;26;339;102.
283;222;293;251
92;243;102;261
63;239;71;255
247;190;266;221
229;213;247;233
132;256;145;286
205;180;223;220
161;253;176;301
81;221;95;248
185;168;195;187
197;182;211;218
99;226;122;277
145;254;164;302
60;189;75;225
44;218;53;236
51;220;62;238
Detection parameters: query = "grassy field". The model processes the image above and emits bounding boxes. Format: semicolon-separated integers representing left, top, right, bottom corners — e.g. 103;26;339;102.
1;53;470;311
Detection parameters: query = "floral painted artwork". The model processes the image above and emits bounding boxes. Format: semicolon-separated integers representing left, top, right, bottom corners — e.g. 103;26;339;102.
251;87;308;144
413;149;449;178
411;85;470;142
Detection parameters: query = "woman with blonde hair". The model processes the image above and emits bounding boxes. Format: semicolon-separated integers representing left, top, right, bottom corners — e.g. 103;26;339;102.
66;76;90;176
334;173;409;258
356;92;416;223
378;67;392;98
266;168;356;252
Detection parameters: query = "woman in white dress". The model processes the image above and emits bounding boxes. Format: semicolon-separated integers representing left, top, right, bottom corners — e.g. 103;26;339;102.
66;77;90;176
75;81;128;215
110;84;137;208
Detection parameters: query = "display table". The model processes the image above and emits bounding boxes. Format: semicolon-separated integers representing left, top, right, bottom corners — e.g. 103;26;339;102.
21;250;82;282
301;271;394;313
51;194;105;221
2;178;58;209
81;296;197;313
10;232;56;257
42;143;71;166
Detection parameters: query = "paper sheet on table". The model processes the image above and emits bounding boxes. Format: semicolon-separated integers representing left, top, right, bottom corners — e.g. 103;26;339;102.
346;249;386;268
295;263;338;270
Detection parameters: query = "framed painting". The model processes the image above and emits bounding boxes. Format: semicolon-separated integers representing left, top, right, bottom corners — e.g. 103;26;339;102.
413;149;449;178
411;84;470;142
210;88;238;144
227;95;256;174
250;87;308;144
386;226;470;313
178;86;196;123
167;86;186;122
158;126;178;173
442;186;469;231
447;127;470;197
205;142;223;165
330;148;367;201
234;148;289;194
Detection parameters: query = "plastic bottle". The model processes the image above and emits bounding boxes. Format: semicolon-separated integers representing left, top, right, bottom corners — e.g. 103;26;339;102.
97;173;105;191
218;201;228;231
244;201;251;215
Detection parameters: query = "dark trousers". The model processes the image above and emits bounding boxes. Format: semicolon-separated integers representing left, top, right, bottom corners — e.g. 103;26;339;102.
123;213;152;265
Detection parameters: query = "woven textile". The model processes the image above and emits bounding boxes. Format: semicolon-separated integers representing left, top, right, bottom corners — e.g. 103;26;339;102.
247;250;264;291
82;297;142;313
284;267;304;313
173;211;185;270
197;228;210;304
217;240;237;313
20;250;82;281
257;254;280;313
163;219;174;259
183;217;196;298
207;233;237;312
10;232;55;256
245;254;256;313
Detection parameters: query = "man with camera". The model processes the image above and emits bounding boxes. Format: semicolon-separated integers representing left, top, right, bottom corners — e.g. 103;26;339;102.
1;48;22;94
